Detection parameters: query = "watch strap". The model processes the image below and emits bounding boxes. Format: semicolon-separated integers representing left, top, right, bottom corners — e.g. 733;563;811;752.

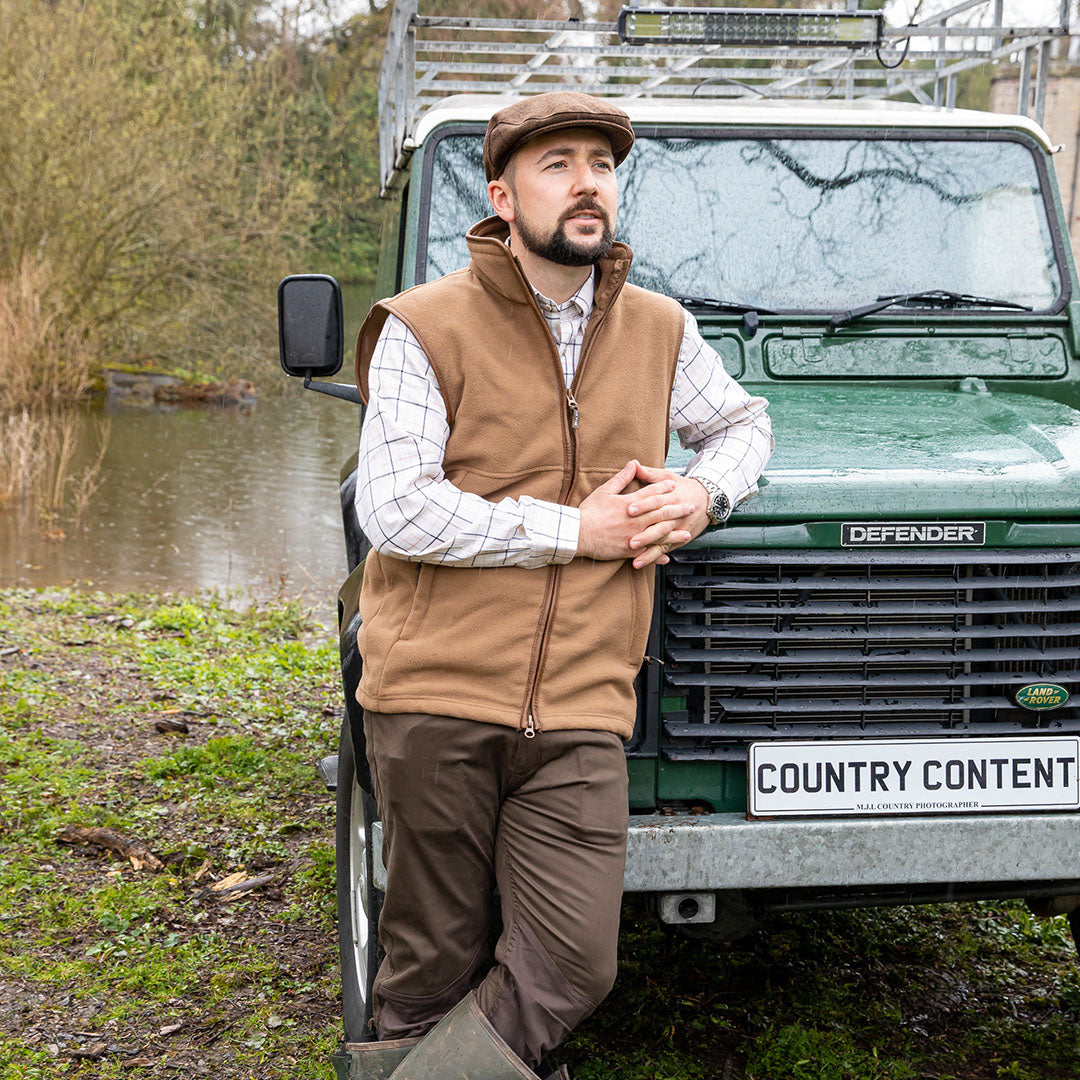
693;476;731;526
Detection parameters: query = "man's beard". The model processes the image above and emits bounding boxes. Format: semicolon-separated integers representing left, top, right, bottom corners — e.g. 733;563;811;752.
514;198;614;267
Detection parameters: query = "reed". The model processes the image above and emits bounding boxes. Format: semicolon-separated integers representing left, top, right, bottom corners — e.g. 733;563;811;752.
0;256;94;411
0;259;108;525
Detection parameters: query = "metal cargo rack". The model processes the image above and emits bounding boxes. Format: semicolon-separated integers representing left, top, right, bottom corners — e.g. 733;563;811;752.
377;0;1072;194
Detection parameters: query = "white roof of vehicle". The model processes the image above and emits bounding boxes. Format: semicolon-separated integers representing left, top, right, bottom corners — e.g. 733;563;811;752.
413;95;1055;152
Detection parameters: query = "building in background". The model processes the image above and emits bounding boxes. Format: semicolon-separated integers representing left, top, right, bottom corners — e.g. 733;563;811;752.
993;54;1080;251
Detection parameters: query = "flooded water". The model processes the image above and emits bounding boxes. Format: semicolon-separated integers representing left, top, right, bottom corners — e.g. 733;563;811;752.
0;283;374;622
0;392;362;612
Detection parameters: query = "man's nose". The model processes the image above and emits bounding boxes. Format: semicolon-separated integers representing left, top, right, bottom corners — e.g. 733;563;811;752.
569;160;599;194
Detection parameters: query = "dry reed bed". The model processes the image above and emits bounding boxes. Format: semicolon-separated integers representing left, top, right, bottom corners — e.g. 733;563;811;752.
0;259;108;526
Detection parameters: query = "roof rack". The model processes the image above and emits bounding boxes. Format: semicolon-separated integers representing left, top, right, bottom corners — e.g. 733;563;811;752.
377;0;1072;195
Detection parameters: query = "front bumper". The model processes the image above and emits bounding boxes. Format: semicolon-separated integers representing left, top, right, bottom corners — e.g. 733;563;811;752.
372;811;1080;893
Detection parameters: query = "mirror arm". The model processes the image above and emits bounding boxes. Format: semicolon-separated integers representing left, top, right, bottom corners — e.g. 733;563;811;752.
303;373;362;405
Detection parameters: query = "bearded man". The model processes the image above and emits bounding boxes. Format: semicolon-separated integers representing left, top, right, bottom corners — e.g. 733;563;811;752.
350;92;773;1079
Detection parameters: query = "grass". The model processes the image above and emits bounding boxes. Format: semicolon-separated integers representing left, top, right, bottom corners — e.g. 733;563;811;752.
0;588;341;1077
563;898;1080;1080
2;587;1080;1078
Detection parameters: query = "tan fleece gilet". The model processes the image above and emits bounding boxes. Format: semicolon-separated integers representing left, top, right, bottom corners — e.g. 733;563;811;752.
353;216;684;738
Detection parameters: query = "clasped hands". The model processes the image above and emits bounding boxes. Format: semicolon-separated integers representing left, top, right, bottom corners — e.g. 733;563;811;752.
577;460;710;570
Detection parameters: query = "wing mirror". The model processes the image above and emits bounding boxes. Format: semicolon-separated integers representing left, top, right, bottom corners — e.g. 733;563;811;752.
277;274;360;403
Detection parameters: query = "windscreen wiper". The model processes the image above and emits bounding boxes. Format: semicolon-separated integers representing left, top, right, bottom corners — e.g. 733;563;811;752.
672;294;776;337
829;290;1033;330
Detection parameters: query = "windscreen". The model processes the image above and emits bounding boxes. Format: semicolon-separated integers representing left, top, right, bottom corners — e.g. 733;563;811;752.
424;131;1061;311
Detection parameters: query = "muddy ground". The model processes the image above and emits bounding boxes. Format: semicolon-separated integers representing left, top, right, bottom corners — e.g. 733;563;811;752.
3;588;1080;1080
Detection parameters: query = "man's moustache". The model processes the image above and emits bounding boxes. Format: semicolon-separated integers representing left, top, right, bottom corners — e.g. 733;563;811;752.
561;203;608;226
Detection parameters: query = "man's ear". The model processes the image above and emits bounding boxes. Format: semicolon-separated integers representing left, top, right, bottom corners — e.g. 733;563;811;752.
488;177;515;223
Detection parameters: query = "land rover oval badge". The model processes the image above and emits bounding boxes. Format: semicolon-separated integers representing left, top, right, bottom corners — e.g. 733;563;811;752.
1015;683;1070;711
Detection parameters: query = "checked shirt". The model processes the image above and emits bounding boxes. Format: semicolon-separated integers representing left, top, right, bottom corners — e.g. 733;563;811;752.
356;271;773;569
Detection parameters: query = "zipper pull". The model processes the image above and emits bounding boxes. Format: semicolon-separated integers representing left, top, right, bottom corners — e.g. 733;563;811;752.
565;389;580;430
524;714;536;738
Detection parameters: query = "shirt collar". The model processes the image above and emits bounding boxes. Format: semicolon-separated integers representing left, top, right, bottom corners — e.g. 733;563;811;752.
532;271;595;321
500;234;596;318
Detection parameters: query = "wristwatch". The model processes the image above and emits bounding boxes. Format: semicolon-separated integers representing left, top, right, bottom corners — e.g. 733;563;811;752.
693;476;731;526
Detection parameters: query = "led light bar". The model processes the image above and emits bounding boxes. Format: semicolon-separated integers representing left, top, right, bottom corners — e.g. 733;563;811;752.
618;6;884;48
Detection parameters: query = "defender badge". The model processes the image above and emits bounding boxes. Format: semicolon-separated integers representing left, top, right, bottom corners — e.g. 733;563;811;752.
841;522;986;547
1015;684;1070;711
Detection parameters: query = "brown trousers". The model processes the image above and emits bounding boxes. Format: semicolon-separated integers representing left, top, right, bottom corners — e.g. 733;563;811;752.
363;711;629;1068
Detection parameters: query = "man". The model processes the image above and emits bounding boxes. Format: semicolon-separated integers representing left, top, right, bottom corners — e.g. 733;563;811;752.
351;92;772;1079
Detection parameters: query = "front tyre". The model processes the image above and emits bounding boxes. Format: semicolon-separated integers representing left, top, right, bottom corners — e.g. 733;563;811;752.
335;717;383;1042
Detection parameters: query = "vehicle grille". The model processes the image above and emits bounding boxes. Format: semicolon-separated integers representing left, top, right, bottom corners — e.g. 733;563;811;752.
662;548;1080;756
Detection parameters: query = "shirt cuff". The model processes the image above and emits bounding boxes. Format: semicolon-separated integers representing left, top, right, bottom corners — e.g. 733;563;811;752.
521;498;580;565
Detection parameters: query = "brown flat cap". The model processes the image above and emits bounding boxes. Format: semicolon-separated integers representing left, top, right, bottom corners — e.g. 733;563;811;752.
483;92;634;182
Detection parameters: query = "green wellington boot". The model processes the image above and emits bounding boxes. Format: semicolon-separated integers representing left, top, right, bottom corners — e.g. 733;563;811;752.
388;992;549;1080
332;1037;421;1080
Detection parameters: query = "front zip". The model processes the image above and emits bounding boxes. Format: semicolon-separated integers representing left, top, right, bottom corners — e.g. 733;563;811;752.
523;566;560;735
521;314;610;734
566;388;580;429
513;257;621;735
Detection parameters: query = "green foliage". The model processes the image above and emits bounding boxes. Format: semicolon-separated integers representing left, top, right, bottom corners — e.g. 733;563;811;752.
0;0;388;396
146;602;210;633
293;839;338;926
0;0;312;377
294;18;387;282
956;63;994;112
142;735;272;787
561;898;1080;1079
0;732;100;839
746;1025;916;1080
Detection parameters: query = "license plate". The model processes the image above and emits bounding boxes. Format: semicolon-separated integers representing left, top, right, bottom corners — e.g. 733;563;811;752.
748;736;1080;817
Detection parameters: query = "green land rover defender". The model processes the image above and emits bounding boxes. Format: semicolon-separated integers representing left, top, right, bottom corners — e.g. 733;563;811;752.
276;0;1080;1060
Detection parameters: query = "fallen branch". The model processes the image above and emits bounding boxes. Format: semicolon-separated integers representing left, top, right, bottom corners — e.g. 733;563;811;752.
69;1042;107;1061
194;871;278;900
56;825;165;871
153;718;189;735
